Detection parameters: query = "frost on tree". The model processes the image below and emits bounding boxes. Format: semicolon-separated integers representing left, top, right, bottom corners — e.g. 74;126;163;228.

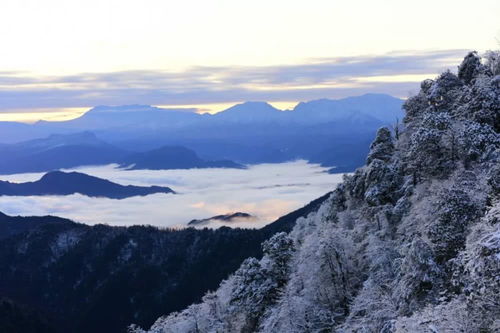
428;187;482;262
132;50;500;333
366;127;394;164
458;51;489;84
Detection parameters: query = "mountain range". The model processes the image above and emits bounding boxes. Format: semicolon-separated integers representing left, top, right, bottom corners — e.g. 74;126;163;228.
0;132;243;174
0;94;404;173
0;171;174;199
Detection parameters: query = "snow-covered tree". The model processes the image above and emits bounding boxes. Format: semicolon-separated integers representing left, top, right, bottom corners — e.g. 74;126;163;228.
458;220;500;324
393;238;442;315
363;159;399;206
366;127;394;164
427;71;463;112
134;50;500;333
428;187;482;262
458;51;489;84
459;122;499;163
484;50;500;75
228;233;294;332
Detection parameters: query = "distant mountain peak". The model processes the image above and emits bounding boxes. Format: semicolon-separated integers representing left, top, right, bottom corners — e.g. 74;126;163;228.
291;94;404;124
39;170;66;179
86;104;199;115
39;170;80;181
213;101;282;122
222;101;280;112
188;212;256;227
88;104;160;113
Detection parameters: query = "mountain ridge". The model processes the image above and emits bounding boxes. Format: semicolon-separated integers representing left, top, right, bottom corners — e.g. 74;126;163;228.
0;191;331;332
120;145;245;170
0;133;244;174
0;171;174;199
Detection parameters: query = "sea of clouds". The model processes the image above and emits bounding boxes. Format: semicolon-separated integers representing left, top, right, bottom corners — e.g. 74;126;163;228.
0;160;343;228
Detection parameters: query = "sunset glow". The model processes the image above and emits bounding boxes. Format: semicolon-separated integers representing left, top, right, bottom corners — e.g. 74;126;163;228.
1;0;499;121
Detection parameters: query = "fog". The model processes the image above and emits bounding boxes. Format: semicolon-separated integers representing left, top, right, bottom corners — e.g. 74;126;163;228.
0;161;343;228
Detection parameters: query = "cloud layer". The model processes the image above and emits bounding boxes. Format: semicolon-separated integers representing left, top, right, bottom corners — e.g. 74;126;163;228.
0;50;467;112
0;161;343;228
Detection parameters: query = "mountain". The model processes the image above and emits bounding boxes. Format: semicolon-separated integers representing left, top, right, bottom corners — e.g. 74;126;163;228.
0;212;73;241
36;105;201;131
211;102;283;123
0;95;404;173
0;132;128;174
188;212;256;227
133;52;500;332
0;192;329;333
29;95;402;133
0;171;174;199
291;93;404;124
0;121;61;144
107;95;404;170
120;146;245;170
0;133;243;175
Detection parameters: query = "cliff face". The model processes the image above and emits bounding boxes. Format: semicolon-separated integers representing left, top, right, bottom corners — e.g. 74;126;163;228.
134;51;500;332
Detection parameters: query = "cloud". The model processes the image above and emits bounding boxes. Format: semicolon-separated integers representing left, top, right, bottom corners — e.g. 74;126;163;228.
0;161;343;228
0;49;467;112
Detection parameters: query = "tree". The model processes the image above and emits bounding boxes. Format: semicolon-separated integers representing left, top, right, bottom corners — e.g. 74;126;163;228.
228;233;294;332
427;71;463;111
428;187;481;262
484;50;500;75
366;127;394;165
406;112;457;180
458;51;489;84
459;122;499;163
363;159;399;206
393;238;442;315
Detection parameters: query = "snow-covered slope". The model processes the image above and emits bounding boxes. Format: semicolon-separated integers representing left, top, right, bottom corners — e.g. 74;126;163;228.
131;51;500;333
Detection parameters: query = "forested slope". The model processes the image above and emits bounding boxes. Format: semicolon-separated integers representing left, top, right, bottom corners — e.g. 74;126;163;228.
134;51;500;332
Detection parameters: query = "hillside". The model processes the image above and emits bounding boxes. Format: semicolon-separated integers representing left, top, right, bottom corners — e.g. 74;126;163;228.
0;191;328;333
0;132;127;174
0;133;243;175
132;51;500;332
0;171;174;199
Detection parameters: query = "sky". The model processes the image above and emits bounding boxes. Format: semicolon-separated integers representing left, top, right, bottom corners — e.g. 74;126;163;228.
1;0;499;121
0;161;343;228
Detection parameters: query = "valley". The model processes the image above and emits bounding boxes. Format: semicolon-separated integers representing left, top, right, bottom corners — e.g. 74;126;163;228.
0;161;343;228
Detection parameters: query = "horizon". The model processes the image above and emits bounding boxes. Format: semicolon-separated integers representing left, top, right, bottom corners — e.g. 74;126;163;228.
3;92;403;124
1;0;499;122
0;51;469;122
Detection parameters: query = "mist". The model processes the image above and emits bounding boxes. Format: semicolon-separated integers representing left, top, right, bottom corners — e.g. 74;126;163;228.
0;161;343;228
